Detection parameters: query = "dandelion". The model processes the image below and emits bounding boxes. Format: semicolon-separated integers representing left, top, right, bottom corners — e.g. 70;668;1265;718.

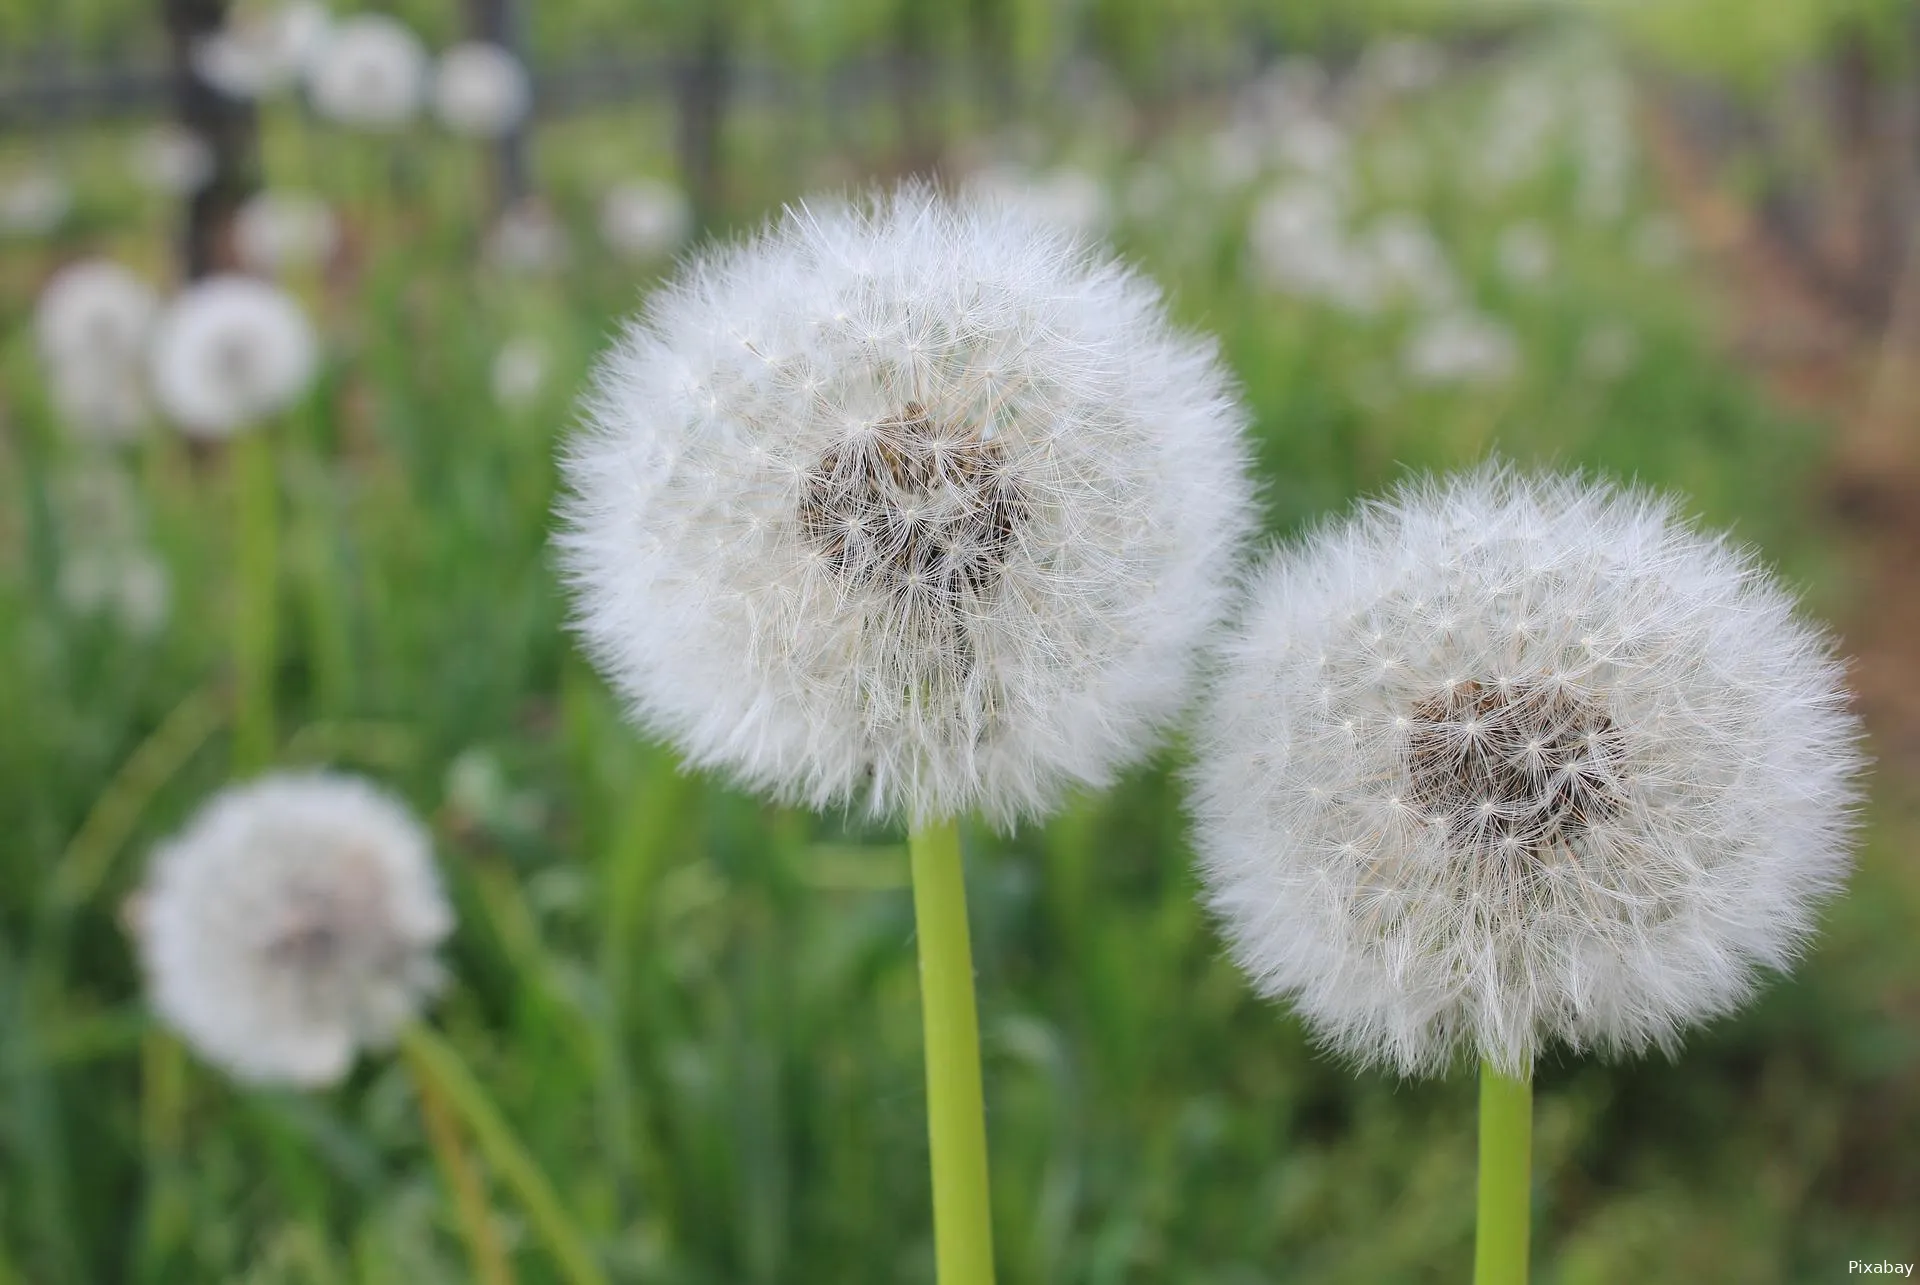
193;1;330;99
486;197;570;275
490;336;548;408
560;184;1255;1281
36;259;159;373
432;41;532;138
36;260;160;442
0;165;71;236
234;190;339;275
1495;221;1553;286
1190;463;1863;1279
1359;212;1457;310
148;275;317;439
307;14;427;131
1578;321;1640;382
597;178;692;262
562;185;1252;825
58;545;171;636
132;772;453;1087
965;164;1110;238
131;124;214;196
1403;310;1519;386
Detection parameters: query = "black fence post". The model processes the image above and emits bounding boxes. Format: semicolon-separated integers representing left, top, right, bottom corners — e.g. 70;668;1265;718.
162;0;259;279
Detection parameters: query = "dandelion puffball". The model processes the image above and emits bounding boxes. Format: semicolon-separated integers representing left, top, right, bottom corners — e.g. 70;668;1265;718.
1191;465;1865;1078
149;275;318;438
234;190;339;275
1403;311;1519;386
307;14;426;131
134;772;453;1087
560;185;1256;826
432;41;531;138
131;125;214;196
37;260;159;371
598;178;692;262
193;1;331;99
0;166;71;236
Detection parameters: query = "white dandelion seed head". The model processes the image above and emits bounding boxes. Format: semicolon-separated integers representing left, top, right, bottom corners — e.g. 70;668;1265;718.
149;275;318;439
559;185;1257;828
598;178;692;262
964;165;1111;239
192;1;331;100
135;772;452;1087
59;545;171;636
490;336;548;408
486;198;569;276
1495;221;1553;286
36;259;160;373
306;14;426;131
431;41;531;139
0;165;71;235
1359;212;1458;310
1191;463;1866;1078
234;189;339;275
1579;321;1640;382
131;124;215;196
1402;311;1519;386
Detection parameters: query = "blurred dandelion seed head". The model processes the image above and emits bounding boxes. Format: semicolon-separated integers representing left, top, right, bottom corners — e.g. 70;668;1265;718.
36;260;160;442
432;41;532;139
598;178;692;262
149;275;317;438
307;14;427;131
560;184;1256;826
1191;463;1866;1078
234;190;339;275
134;773;453;1087
192;1;331;100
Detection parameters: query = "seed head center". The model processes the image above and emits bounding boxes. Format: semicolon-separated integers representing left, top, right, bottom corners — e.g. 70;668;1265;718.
799;401;1026;600
1406;678;1627;858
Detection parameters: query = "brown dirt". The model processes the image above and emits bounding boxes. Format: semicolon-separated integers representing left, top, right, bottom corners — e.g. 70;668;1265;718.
1644;100;1920;799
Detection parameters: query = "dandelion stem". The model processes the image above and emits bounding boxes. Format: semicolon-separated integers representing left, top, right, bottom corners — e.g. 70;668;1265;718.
404;1034;517;1285
908;817;996;1285
1473;1060;1532;1285
398;1024;608;1285
233;429;279;774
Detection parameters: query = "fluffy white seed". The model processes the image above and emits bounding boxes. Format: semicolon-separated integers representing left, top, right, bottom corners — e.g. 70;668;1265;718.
134;773;453;1087
0;166;71;236
192;1;331;99
307;14;426;131
560;185;1256;827
130;124;214;196
1191;464;1866;1077
432;41;531;138
36;260;161;442
148;275;318;438
598;178;692;262
1402;311;1519;385
234;190;339;275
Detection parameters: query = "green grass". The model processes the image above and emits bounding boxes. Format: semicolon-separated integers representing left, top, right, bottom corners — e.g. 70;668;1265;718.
3;25;1916;1285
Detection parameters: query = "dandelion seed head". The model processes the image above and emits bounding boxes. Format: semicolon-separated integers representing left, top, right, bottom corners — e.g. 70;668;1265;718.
134;773;452;1087
148;275;317;438
1191;463;1866;1077
192;1;330;100
598;178;692;262
560;184;1256;827
431;41;531;139
307;14;426;131
234;189;338;275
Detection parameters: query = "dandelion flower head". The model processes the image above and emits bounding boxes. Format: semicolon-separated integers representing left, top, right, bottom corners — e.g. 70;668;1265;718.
307;14;426;131
560;185;1256;826
432;41;531;138
148;275;318;438
135;772;453;1087
1191;464;1864;1078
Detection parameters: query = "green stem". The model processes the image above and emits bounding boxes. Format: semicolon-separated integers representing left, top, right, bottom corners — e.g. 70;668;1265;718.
233;429;279;774
1473;1060;1533;1285
908;817;996;1285
398;1025;607;1285
404;1037;517;1285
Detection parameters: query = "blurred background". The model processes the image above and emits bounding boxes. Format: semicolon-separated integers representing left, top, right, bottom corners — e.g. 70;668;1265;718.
3;0;1918;1281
